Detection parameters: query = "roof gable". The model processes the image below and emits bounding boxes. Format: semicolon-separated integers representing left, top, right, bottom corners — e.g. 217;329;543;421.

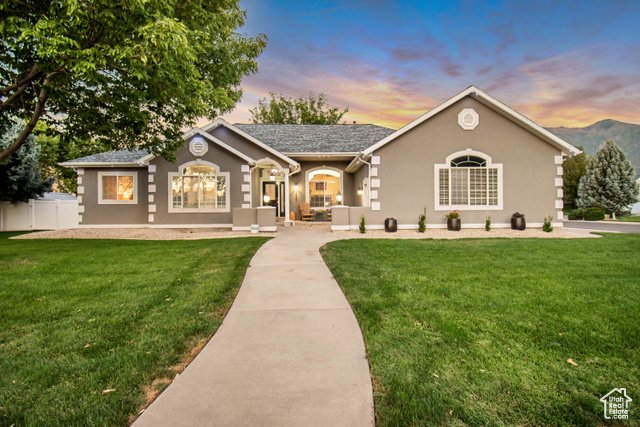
362;85;581;156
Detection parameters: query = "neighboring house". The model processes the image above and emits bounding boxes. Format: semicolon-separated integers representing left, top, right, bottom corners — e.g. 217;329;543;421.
60;86;580;230
632;178;640;214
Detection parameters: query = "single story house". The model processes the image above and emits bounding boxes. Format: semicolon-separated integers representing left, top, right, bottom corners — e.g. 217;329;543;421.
60;86;580;230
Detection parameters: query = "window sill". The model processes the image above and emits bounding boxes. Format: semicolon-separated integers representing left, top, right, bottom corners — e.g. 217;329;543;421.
168;208;230;213
435;205;503;211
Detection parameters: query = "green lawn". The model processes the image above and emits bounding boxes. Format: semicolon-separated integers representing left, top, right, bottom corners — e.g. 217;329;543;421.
0;233;269;426
321;234;640;426
614;216;640;222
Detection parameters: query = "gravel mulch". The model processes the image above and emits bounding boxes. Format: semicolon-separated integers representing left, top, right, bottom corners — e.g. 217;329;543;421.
11;228;278;240
329;227;599;239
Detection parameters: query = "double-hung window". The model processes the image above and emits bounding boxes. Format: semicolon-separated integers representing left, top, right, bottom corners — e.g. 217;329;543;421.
169;163;229;212
98;172;137;204
435;151;502;210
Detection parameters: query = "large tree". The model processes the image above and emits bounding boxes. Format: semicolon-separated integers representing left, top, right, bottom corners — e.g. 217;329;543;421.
562;146;590;209
577;139;639;217
0;0;267;162
250;92;348;124
0;121;53;202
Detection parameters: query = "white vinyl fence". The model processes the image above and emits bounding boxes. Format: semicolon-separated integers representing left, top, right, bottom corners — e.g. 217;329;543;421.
0;199;78;231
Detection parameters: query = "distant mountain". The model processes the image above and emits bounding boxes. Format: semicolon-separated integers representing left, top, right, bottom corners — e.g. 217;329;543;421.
547;119;640;175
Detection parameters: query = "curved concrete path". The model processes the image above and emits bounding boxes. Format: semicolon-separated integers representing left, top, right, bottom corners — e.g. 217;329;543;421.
134;228;374;426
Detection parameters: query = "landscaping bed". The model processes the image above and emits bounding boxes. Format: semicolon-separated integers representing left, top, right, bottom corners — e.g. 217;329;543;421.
321;234;640;426
0;233;269;425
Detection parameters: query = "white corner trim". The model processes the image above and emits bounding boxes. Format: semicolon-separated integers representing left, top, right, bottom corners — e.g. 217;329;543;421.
555;200;564;209
148;214;155;223
148;174;154;183
554;155;564;165
148;204;157;213
77;168;84;175
148;164;156;173
241;164;250;172
557;166;563;176
557;211;564;220
77;195;82;204
77;176;83;185
557;189;563;198
370;167;378;177
148;184;156;193
148;194;154;203
371;179;380;188
555;177;563;187
78;214;83;223
77;186;85;195
370;190;378;199
78;205;85;213
241;184;250;192
371;156;381;165
362;86;581;156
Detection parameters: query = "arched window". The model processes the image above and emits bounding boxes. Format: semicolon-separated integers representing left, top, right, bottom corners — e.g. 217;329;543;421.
169;162;229;212
306;168;342;208
435;150;502;210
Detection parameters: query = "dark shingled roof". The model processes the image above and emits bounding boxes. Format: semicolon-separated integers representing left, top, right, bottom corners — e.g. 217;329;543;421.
63;150;149;164
234;124;395;153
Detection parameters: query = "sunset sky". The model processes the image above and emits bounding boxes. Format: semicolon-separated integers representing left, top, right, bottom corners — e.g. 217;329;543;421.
218;0;640;129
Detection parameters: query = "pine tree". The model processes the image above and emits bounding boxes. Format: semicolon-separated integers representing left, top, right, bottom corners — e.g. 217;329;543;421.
0;121;54;203
577;139;639;217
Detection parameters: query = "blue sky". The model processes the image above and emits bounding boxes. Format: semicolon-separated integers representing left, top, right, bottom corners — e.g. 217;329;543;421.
218;0;640;128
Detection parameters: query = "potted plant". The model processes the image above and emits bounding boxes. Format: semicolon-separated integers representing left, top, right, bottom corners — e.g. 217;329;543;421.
511;212;526;230
445;210;461;231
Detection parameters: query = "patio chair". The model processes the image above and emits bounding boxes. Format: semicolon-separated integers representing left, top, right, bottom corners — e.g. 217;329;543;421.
299;202;313;221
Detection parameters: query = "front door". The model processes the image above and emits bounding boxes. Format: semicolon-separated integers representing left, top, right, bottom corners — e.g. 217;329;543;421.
263;181;285;217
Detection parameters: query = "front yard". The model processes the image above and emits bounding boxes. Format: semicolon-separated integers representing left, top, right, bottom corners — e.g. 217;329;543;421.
0;233;269;426
321;234;640;426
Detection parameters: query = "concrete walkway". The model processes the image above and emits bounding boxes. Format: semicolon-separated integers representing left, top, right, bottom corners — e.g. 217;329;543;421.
134;228;374;426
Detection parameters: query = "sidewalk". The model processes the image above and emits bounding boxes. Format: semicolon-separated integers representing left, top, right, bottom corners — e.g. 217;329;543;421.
133;228;374;426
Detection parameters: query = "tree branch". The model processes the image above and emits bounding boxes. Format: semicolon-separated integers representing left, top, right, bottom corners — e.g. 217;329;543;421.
0;79;30;112
0;73;55;162
0;65;43;97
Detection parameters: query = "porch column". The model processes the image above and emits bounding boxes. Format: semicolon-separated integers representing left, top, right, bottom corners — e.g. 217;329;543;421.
284;168;293;226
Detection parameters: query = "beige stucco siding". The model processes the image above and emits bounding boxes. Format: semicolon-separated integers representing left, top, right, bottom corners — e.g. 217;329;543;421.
80;167;148;225
370;96;562;226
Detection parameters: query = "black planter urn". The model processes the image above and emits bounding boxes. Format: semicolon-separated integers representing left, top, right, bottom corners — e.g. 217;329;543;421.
384;218;398;233
447;218;461;231
511;217;526;230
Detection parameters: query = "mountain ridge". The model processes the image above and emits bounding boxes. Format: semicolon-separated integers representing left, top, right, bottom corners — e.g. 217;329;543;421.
547;119;640;175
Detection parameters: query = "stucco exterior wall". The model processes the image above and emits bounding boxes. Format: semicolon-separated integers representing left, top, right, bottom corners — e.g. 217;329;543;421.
149;141;250;226
368;96;563;228
80;167;148;225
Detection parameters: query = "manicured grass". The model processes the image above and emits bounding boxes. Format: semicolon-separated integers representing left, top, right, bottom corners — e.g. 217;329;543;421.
0;234;269;426
321;234;640;426
614;216;640;222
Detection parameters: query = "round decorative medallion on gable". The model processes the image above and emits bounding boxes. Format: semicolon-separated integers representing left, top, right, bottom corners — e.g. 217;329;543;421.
189;136;208;156
458;108;479;130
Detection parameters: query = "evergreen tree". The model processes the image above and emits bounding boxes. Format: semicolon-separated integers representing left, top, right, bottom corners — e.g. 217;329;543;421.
577;139;639;217
0;121;54;202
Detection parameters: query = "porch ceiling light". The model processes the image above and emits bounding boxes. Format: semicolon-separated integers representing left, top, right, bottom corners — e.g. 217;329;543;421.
269;173;275;180
336;191;343;204
357;187;363;195
263;193;271;204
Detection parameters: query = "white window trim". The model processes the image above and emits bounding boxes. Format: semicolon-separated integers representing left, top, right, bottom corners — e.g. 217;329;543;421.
98;171;138;204
168;161;230;213
434;150;503;211
305;166;344;206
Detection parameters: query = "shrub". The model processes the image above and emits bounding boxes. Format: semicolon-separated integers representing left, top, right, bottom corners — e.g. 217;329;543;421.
485;215;491;231
582;206;606;221
567;209;582;220
543;215;553;232
445;210;461;219
359;213;366;234
418;207;426;233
